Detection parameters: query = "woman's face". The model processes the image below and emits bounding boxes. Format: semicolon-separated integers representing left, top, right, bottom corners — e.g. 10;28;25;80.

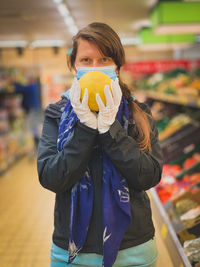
74;38;117;71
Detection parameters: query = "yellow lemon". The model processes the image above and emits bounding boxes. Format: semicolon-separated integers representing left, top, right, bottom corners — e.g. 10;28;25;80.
79;71;111;111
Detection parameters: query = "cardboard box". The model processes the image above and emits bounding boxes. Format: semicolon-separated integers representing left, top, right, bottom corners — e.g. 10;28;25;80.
177;222;200;245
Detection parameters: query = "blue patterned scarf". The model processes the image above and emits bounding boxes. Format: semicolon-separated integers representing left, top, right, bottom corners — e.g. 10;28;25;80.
57;97;131;267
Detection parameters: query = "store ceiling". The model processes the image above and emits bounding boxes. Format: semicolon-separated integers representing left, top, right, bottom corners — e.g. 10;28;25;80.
0;0;157;47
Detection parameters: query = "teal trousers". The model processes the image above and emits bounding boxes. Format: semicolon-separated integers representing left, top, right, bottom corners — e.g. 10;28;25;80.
50;238;158;267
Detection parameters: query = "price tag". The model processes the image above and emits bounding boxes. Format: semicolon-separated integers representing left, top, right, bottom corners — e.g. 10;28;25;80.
161;223;168;239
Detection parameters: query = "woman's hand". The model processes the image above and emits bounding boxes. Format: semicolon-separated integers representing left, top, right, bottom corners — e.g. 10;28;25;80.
70;78;97;130
96;78;122;133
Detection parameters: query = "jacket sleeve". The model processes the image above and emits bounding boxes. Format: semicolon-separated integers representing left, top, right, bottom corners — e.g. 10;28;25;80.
98;109;163;191
37;113;97;193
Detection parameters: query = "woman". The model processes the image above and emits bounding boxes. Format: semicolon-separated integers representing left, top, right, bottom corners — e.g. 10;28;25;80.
37;22;163;267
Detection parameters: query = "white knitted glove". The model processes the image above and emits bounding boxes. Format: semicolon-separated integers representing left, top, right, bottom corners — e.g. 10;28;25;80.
96;78;122;134
70;78;97;130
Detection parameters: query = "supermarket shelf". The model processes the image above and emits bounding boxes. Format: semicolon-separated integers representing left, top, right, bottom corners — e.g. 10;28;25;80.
0;90;15;95
0;154;25;176
0;146;32;176
137;90;200;108
149;188;192;267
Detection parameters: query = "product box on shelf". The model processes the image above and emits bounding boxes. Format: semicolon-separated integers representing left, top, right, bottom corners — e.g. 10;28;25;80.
160;122;200;163
177;221;200;246
0;95;34;175
169;189;200;245
162;185;200;232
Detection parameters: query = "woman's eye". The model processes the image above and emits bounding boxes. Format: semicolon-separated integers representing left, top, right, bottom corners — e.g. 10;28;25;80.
81;58;90;63
102;58;109;62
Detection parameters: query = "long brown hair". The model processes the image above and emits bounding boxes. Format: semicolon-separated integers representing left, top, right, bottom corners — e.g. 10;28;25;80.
67;22;151;151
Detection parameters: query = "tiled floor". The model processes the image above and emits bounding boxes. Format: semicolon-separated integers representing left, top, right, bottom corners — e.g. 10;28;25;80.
0;157;54;267
0;156;173;267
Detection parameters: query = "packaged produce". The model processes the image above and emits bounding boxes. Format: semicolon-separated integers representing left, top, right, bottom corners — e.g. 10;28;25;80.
183;238;200;265
175;199;198;216
180;206;200;228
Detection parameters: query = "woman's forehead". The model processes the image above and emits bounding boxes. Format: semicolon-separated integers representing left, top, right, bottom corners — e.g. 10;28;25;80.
76;39;106;57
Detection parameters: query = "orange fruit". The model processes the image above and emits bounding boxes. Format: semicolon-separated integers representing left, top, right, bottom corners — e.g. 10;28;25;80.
79;71;111;111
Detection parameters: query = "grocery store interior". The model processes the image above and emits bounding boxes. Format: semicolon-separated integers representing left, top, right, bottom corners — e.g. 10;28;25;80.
0;0;200;266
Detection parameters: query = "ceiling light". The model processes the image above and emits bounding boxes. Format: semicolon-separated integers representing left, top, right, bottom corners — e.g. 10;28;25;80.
57;3;69;17
53;0;62;4
120;37;140;46
53;0;79;36
68;26;78;35
30;40;66;48
64;16;74;27
0;40;28;48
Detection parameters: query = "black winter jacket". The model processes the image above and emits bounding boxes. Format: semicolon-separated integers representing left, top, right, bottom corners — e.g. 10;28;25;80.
37;97;163;254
